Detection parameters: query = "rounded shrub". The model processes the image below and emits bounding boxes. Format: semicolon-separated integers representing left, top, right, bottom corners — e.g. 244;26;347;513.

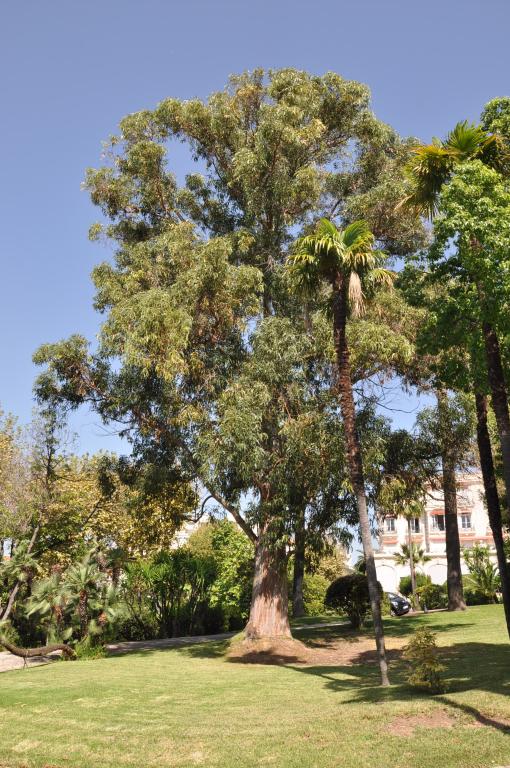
415;582;447;610
399;572;431;597
325;573;382;629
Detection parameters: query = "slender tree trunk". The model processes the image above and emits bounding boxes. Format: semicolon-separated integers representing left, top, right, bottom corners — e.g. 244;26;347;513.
423;507;430;553
78;591;88;639
0;524;40;622
245;524;292;640
475;392;510;638
332;273;389;686
437;391;466;611
407;519;417;608
292;508;306;618
481;320;510;512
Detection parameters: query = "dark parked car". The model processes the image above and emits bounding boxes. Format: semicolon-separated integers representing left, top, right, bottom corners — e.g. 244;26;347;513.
387;592;411;616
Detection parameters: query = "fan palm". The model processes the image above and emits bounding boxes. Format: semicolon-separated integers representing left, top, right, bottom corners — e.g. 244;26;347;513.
401;120;508;218
26;571;68;643
394;543;431;568
63;552;104;639
289;218;394;686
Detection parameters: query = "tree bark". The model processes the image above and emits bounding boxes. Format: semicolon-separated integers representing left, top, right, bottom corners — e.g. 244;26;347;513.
481;320;510;512
475;392;510;638
407;519;417;608
423;507;431;553
437;391;466;611
245;531;292;640
0;638;75;660
332;273;390;686
292;509;306;618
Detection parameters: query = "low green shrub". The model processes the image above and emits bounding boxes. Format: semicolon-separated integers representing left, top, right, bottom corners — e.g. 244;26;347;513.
302;572;330;616
380;592;392;616
415;582;447;610
325;573;383;629
74;638;107;660
403;627;445;694
399;573;431;597
463;587;495;606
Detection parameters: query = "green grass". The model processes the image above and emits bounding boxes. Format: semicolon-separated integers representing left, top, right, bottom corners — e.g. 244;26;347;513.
1;606;510;768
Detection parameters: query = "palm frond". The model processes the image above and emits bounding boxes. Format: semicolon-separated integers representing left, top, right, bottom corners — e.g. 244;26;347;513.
342;220;373;250
444;120;491;159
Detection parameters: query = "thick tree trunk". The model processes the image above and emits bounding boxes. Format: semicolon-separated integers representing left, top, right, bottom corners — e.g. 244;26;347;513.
1;524;40;622
482;320;510;512
407;519;417;608
475;392;510;638
245;534;292;640
437;392;466;611
292;509;306;618
332;273;390;686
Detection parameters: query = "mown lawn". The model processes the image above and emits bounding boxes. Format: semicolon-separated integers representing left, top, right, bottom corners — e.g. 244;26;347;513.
1;606;509;768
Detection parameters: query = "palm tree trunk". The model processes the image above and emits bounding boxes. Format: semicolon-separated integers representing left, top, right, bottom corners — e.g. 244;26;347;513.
481;320;510;512
475;392;510;638
332;273;389;686
407;519;417;608
423;508;430;553
437;391;466;611
292;508;306;618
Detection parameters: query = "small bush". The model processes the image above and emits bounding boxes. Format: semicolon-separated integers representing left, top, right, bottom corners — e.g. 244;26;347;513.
302;572;330;616
325;573;382;629
415;582;447;610
380;592;392;616
116;614;158;642
403;627;445;693
399;573;430;597
74;638;107;660
463;587;494;606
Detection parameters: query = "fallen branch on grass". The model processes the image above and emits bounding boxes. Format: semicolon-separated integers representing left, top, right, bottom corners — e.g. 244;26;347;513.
0;637;76;660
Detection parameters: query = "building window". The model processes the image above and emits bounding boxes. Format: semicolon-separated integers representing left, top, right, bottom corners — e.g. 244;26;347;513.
410;518;420;533
385;517;396;532
460;513;472;530
432;514;445;531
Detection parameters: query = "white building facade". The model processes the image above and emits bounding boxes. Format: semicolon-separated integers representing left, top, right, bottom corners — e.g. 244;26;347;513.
374;472;497;592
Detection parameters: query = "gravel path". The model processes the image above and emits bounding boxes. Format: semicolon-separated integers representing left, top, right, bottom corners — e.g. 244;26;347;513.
0;620;349;672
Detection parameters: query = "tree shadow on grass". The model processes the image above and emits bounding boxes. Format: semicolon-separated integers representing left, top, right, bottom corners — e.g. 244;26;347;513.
286;641;510;734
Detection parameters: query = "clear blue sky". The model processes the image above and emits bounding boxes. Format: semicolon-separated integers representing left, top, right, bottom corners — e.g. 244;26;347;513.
1;0;509;453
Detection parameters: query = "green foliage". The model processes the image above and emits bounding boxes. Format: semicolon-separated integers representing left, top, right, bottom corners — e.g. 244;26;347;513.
463;545;500;603
399;572;431;597
188;520;254;630
415;582;448;610
403;627;446;693
393;543;431;568
302;572;330;616
74;637;108;660
325;572;382;629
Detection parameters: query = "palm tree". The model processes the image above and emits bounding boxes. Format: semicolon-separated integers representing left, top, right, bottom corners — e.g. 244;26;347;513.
63;552;103;639
289;218;394;686
464;544;501;603
0;538;40;621
26;570;68;643
394;541;431;608
402;121;510;519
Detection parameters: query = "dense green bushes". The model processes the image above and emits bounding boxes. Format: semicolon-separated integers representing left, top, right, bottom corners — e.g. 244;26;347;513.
415;582;448;610
119;520;254;639
398;572;430;597
325;573;383;628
